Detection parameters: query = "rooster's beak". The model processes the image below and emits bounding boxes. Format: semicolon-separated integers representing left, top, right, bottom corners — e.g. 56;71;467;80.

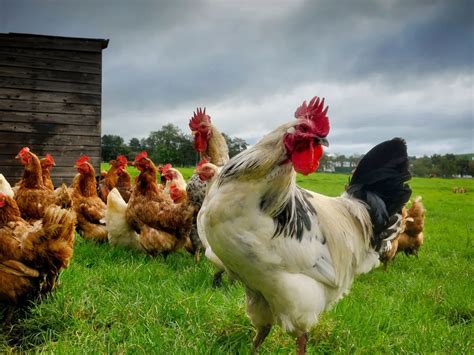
319;138;329;147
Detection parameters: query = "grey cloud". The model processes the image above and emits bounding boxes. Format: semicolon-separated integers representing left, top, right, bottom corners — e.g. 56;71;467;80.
1;0;472;157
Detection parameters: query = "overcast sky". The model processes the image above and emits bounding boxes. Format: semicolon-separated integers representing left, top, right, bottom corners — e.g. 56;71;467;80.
2;0;473;156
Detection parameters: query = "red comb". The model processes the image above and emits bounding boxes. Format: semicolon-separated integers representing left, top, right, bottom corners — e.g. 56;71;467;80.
294;96;330;137
189;107;211;130
160;163;172;174
116;155;128;166
18;147;30;155
45;153;55;165
76;155;90;165
134;151;148;161
197;157;209;168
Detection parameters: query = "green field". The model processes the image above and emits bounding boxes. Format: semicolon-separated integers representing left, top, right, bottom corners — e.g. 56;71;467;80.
1;169;473;354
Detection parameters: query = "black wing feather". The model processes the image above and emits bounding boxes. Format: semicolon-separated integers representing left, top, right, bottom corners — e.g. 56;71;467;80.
347;138;412;248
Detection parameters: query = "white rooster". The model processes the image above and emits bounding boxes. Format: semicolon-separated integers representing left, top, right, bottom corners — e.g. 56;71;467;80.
198;96;411;353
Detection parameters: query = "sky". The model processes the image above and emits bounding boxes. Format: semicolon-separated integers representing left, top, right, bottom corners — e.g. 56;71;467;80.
1;0;473;157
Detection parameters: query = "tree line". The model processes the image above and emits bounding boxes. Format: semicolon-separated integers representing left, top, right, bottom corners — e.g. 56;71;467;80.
318;153;474;178
101;123;248;166
102;125;473;178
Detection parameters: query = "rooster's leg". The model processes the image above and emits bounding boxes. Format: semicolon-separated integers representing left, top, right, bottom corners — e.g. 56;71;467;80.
296;332;308;355
212;269;225;287
252;324;272;353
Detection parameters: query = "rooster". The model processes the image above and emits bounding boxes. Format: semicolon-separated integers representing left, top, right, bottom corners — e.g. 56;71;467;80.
186;108;230;261
40;153;56;191
0;193;75;322
199;96;411;353
125;152;194;256
71;156;108;243
14;147;56;221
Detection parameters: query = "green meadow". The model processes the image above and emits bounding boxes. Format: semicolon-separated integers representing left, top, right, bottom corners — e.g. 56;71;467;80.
1;168;473;354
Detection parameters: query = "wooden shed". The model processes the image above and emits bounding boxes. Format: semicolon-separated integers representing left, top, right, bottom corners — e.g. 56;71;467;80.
0;33;108;186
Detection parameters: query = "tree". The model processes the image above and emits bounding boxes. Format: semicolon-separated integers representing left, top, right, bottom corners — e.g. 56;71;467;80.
101;135;129;161
144;124;196;166
223;133;249;158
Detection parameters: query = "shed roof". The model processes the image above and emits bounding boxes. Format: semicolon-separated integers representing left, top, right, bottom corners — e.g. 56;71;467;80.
0;32;109;52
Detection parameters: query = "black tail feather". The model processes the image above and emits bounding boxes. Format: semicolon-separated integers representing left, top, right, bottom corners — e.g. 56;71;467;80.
347;138;412;249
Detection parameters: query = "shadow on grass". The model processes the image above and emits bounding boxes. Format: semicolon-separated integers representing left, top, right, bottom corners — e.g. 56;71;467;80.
0;305;69;351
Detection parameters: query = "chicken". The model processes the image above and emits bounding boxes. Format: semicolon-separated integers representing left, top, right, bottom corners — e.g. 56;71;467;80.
14;147;56;221
125;152;193;256
186;108;230;261
0;193;75;322
54;183;73;210
160;163;187;195
106;188;143;251
194;160;227;285
40;153;56;191
39;153;72;208
381;196;425;268
396;196;425;256
169;184;187;204
71;156;108;243
98;156;127;203
198;96;411;353
0;174;14;198
115;155;133;203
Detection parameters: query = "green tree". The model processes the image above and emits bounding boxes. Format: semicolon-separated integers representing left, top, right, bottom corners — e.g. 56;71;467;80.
455;158;469;177
101;135;129;162
223;133;249;158
144;124;195;166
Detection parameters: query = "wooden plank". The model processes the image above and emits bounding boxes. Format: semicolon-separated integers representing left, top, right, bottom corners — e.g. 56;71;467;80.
0;76;100;94
0;111;100;126
4;174;86;187
0;53;101;74
0;35;107;53
0;47;101;64
0;143;101;155
0;65;101;84
0;120;100;136
0;99;100;115
0;132;100;146
0;155;101;167
0;88;100;105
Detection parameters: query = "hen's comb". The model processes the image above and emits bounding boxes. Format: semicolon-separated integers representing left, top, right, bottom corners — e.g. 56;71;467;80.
197;157;210;168
76;155;90;165
160;163;172;174
116;155;128;166
294;96;330;137
189;107;211;130
45;153;55;165
18;147;31;156
134;151;148;161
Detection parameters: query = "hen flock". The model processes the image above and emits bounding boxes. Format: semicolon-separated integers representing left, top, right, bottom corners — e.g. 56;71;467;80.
0;97;426;353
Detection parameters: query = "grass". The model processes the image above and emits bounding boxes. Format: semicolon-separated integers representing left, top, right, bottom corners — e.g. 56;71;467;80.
1;169;473;354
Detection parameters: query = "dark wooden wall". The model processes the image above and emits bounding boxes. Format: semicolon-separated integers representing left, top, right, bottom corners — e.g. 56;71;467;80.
0;33;108;186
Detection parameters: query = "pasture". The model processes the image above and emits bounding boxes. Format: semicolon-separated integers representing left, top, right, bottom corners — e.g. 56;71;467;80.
1;169;473;353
